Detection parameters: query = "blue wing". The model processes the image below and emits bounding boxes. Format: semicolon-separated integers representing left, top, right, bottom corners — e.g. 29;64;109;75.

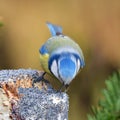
39;44;48;55
46;22;63;36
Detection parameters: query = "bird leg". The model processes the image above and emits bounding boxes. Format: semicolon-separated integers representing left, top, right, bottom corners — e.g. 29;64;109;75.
32;72;48;86
58;83;69;92
64;84;69;92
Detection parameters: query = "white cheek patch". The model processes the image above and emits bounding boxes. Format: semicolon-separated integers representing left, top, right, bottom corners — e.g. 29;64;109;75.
77;59;80;72
51;60;59;79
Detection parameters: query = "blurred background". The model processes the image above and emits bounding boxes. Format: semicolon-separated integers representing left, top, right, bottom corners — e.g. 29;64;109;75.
0;0;120;120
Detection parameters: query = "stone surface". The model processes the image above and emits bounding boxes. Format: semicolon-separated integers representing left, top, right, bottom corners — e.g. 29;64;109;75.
0;69;69;120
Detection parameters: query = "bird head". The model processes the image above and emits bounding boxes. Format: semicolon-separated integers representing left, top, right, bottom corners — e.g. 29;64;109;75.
48;47;84;85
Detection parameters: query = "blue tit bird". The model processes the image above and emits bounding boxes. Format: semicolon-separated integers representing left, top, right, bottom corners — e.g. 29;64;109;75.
39;22;85;91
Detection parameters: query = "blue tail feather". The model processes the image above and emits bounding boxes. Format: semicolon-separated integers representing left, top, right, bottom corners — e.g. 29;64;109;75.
46;22;62;36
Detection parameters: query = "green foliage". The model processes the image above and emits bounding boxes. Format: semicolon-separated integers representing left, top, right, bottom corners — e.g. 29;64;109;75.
88;70;120;120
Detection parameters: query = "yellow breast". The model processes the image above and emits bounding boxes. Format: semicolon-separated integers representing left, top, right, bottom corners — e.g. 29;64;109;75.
39;53;51;74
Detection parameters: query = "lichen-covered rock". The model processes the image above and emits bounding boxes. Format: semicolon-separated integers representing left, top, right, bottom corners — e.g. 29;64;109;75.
0;69;69;120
